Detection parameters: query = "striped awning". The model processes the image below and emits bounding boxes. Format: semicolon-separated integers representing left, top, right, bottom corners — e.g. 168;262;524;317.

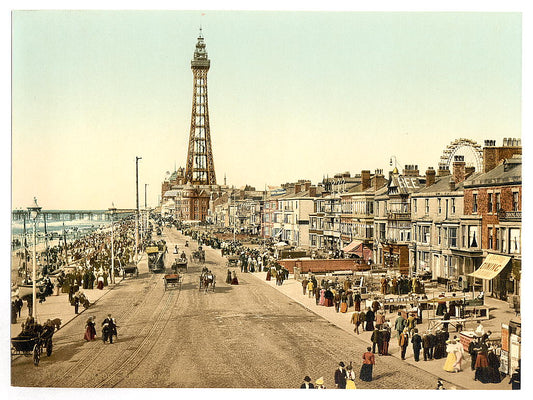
468;254;511;280
342;240;362;253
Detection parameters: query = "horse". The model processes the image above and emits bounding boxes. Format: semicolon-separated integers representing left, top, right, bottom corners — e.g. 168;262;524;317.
199;271;215;293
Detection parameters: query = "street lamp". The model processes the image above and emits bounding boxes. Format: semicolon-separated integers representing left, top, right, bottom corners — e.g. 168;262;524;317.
109;204;117;284
27;197;41;319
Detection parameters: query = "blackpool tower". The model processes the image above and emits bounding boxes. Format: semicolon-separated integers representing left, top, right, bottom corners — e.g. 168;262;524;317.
184;29;217;185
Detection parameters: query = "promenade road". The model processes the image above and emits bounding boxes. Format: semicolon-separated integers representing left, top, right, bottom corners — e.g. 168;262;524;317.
10;226;504;389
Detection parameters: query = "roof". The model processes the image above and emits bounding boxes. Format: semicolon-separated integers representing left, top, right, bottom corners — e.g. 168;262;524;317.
464;157;521;187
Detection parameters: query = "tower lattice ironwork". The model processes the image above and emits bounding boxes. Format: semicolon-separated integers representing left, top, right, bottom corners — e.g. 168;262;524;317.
185;29;216;185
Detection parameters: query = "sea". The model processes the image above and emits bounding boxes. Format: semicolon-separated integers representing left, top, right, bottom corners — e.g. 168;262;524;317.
11;218;112;250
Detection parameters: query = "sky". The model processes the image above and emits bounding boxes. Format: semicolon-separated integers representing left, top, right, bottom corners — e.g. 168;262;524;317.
10;8;524;210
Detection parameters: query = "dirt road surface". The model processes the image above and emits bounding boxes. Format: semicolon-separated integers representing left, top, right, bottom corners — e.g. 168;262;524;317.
12;227;439;389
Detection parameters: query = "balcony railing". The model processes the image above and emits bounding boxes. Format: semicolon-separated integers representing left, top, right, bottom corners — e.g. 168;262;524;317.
387;212;411;220
498;210;521;221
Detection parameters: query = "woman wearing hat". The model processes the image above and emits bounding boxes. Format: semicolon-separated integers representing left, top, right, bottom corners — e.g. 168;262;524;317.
359;347;375;382
315;377;326;389
443;338;458;372
83;316;96;341
345;364;357;389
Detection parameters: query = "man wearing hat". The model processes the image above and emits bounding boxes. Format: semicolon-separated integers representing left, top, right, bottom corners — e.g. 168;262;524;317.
300;376;314;389
334;362;347;389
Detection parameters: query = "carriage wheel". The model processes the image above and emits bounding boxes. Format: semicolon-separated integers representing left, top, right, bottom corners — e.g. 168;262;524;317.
46;340;53;357
33;343;41;366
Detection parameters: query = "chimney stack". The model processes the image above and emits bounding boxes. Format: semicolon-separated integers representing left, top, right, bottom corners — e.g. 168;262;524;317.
304;181;311;191
448;176;456;191
361;170;371;190
437;163;450;177
295;183;302;193
453;155;466;183
309;186;317;197
483;137;522;173
373;169;386;190
465;166;476;179
425;167;436;187
403;164;420;177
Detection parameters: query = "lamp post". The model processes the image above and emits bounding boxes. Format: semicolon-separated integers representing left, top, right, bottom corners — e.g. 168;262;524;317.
135;156;142;264
109;205;116;284
27;197;42;319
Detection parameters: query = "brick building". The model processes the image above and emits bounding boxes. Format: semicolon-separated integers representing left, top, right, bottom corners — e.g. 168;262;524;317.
463;152;521;300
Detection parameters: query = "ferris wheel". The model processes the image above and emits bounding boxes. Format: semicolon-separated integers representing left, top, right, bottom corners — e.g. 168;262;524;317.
438;138;483;171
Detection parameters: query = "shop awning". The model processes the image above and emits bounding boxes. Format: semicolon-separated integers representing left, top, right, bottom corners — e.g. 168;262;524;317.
342;240;362;253
468;254;511;280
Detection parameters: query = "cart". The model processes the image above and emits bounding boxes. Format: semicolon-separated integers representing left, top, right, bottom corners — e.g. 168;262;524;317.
171;258;188;273
164;273;182;291
192;249;205;263
122;263;139;278
226;255;239;267
11;329;54;366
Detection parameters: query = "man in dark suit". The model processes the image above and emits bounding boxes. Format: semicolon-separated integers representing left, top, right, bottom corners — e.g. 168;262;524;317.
411;328;422;362
334;362;347;389
300;376;314;389
102;314;117;344
422;331;431;361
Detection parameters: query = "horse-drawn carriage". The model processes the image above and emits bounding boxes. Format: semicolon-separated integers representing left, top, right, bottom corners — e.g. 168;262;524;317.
171;257;188;273
163;273;182;291
226;255;239;268
122;262;139;278
199;268;216;293
191;249;205;263
11;328;54;366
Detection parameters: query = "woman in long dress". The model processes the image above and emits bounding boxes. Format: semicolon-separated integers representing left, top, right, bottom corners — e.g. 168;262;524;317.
345;365;357;389
318;289;326;306
359;347;375;382
84;317;96;341
365;308;375;331
443;339;458;372
452;337;464;372
226;269;232;284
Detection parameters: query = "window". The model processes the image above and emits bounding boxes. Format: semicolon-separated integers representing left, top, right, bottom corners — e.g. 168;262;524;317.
501;228;507;253
438;198;442;214
425;199;429;214
451;198;456;214
422;226;430;244
448;227;457;248
495;228;500;251
513;192;520;212
468;226;479;248
496;193;501;212
488;227;493;249
509;229;521;254
413;199;417;213
438;227;441;245
473;194;478;213
488;193;493;213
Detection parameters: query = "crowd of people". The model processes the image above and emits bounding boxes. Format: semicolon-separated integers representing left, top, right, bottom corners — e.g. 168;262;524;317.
289;270;513;388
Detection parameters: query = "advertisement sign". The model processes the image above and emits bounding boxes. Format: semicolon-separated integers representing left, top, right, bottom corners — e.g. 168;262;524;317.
501;324;509;352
